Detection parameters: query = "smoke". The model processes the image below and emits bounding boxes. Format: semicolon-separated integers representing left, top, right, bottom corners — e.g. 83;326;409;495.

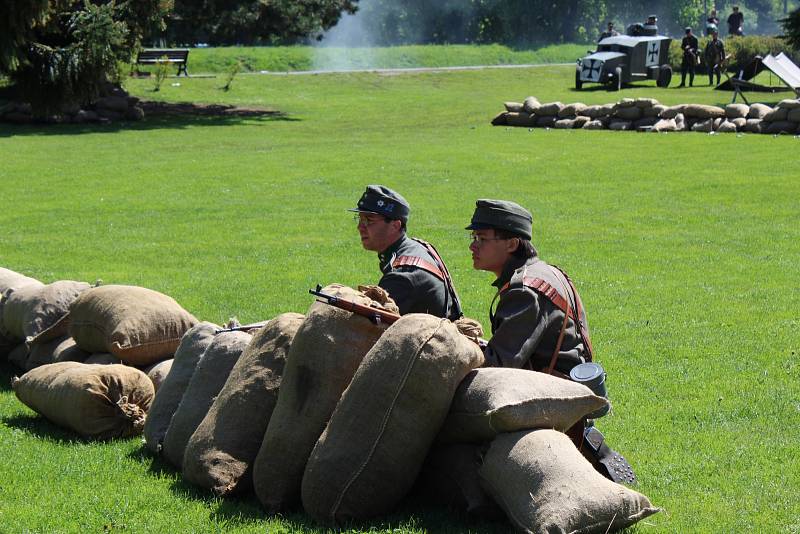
311;1;378;71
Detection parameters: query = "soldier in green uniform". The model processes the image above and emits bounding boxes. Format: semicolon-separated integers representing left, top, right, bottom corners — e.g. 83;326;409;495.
350;185;462;320
704;29;726;86
465;199;636;485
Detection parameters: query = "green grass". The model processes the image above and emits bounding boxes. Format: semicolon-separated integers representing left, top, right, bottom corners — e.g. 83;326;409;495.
132;43;588;74
1;62;799;533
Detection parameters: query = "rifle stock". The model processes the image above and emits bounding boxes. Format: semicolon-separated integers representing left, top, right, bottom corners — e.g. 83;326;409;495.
309;284;400;325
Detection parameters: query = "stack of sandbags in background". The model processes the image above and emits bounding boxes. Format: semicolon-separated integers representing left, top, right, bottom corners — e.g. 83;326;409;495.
301;314;484;523
182;313;304;496
253;284;393;513
12;362;154;439
495;96;800;135
0;268;44;359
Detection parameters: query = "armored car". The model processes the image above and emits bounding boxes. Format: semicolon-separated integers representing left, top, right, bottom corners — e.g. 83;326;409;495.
576;30;672;91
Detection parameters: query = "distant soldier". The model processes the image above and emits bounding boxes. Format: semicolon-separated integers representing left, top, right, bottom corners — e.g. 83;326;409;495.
598;22;619;41
350;185;462;320
465;199;636;484
704;30;726;86
706;9;720;36
642;14;658;36
727;5;744;36
678;27;699;87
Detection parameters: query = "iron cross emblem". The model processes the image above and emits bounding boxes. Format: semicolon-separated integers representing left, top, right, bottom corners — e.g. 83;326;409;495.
647;43;659;63
582;59;601;79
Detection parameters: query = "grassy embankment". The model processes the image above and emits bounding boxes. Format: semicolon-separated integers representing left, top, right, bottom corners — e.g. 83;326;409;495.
1;48;799;533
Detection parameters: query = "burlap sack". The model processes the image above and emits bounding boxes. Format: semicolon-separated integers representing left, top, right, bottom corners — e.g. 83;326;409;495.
537;102;563;116
480;429;660;534
777;98;800;109
691;118;714;132
732;117;747;130
143;359;173;393
69;285;197;366
716;120;738;133
608;120;632;131
634;97;659;108
787;107;800;123
183;313;304;496
613;106;641;121
725;103;749;119
522;96;541;114
504;102;523;112
747;103;771;119
615;98;635;108
582;120;606;130
763;107;788;122
713;117;724;130
26;335;87;370
572;116;590;128
8;343;28;369
161;330;251;468
579;104;613;119
0;268;43;356
302;314;484;523
558;103;586;118
506;112;536;127
143;322;218;454
1;281;90;342
437;368;606;444
765;120;797;134
675;113;687;130
535;115;556;128
744;118;763;133
253;285;390;512
651;118;678;132
633;117;658;129
490;112;508;126
554;118;576;129
642;104;666;118
84;353;122;365
659;104;686;119
12;362;154;440
415;443;502;521
683;104;725;119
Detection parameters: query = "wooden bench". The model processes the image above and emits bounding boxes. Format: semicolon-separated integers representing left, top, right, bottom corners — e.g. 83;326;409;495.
136;49;189;77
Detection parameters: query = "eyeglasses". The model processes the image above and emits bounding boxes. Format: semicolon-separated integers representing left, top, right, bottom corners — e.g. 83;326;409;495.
354;214;385;227
468;234;507;246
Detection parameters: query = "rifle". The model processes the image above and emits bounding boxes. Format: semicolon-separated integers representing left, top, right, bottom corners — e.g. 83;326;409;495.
215;321;270;334
309;284;401;325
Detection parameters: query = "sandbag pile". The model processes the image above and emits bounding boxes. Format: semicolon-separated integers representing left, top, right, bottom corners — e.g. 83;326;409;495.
494;96;800;134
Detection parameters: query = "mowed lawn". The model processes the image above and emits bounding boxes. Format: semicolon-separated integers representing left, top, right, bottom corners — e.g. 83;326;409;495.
1;63;799;532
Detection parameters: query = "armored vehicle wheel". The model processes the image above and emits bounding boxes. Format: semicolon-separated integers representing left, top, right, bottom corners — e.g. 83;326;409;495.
575;69;583;90
657;65;672;87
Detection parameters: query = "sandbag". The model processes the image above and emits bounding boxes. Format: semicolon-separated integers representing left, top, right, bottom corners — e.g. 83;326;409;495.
763;107;788;122
634;97;659;108
747;103;771;119
787;107;800;123
582;119;606;130
642;104;666;118
506;112;536;127
615;98;635;108
716;120;737;133
161;330;251;468
522;96;541;114
535;115;556;128
608;120;632;131
8;344;29;369
651;118;678;132
143;359;173;393
683;104;725;119
437;368;607;444
143;322;218;454
0;268;43;355
613;106;641;121
253;284;390;513
84;353;122;365
558;103;586;118
579;104;613;119
725;103;749;119
479;429;660;534
415;443;502;521
554;118;576;129
537;102;563;116
69;285;197;366
1;281;90;343
691;118;714;132
659;105;686;119
572;116;590;128
12;362;153;440
713;117;723;130
633;117;658;129
744;118;763;133
732;117;747;130
182;313;304;496
302;314;484;523
675;113;686;130
503;102;523;112
490;112;508;126
26;336;87;370
765;120;797;134
777;98;800;109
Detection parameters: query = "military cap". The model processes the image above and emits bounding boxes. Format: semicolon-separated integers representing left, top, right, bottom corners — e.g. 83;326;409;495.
465;199;532;240
349;185;410;222
685;26;692;32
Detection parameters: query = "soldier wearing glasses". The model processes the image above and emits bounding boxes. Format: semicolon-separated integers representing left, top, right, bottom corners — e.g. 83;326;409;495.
350;185;462;320
465;199;637;485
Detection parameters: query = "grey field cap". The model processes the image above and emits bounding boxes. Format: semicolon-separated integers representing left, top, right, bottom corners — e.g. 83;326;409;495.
348;185;410;222
465;199;533;240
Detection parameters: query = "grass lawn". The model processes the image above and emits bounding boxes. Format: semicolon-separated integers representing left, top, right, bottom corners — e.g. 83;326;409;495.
1;60;799;533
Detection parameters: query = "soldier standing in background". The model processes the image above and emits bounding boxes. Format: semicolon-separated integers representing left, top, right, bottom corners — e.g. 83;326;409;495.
706;8;720;36
727;6;744;36
465;199;636;484
678;27;699;87
704;29;726;86
350;185;462;320
598;22;619;41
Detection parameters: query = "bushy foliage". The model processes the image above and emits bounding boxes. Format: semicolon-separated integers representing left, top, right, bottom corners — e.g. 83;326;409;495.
780;7;800;50
668;33;799;72
2;0;171;116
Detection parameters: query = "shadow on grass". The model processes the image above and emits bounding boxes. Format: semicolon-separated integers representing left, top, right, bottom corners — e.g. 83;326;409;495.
1;412;91;444
126;443;509;533
0;101;299;138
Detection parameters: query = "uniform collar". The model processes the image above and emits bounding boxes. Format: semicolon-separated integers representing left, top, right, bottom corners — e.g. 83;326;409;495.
492;255;536;290
378;234;407;272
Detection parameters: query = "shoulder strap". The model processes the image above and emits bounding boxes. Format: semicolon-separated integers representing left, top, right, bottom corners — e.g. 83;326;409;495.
409;237;463;319
391;255;444;280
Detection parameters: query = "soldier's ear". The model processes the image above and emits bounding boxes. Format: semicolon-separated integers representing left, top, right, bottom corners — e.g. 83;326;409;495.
505;237;520;254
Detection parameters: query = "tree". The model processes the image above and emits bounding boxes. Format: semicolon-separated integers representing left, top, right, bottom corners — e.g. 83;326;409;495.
780;6;800;48
1;0;172;116
165;0;359;46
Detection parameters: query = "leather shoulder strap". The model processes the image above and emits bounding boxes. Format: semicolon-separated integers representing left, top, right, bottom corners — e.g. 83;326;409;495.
392;255;444;280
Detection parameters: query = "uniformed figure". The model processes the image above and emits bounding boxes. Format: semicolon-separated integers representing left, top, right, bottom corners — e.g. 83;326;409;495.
598;22;619;41
642;14;658;36
466;199;637;485
678;27;699;87
704;30;726;86
350;185;462;320
706;9;720;36
465;199;591;375
727;6;744;36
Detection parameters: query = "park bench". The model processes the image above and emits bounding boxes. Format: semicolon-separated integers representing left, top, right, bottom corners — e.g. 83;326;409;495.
136;49;189;76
